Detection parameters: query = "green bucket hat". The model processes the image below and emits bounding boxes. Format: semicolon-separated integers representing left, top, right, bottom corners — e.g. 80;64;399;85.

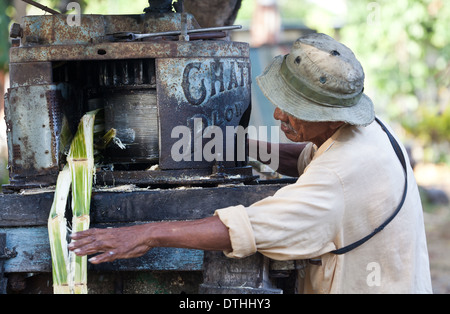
256;33;375;126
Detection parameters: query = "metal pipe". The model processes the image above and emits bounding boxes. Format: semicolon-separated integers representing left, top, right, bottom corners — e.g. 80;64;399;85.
21;0;60;15
113;25;242;41
188;25;242;34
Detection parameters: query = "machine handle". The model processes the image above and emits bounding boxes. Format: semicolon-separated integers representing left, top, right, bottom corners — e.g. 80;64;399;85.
110;25;242;42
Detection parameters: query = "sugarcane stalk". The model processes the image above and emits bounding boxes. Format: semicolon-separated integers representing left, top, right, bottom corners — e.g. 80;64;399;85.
48;109;101;294
67;111;97;294
59;115;73;156
48;165;72;294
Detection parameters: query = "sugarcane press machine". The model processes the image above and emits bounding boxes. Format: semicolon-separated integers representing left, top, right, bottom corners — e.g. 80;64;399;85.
0;0;296;294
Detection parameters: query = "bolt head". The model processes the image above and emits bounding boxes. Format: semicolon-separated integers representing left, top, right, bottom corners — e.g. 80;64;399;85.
10;23;22;39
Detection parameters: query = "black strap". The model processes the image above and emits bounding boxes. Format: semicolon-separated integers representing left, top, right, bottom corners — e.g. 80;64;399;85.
330;118;408;255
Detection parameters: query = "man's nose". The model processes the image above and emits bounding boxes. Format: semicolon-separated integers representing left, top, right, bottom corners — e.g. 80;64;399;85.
274;107;288;121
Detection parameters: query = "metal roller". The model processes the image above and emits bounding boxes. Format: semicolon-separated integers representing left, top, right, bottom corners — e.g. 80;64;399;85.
104;89;159;164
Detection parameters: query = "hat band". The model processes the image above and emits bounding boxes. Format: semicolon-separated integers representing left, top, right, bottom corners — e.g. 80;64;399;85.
280;55;363;108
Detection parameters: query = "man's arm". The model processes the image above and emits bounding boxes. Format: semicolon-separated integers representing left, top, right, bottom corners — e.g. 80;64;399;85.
69;216;232;264
248;139;307;177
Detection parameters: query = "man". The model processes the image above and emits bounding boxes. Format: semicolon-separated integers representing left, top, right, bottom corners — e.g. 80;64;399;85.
69;33;432;293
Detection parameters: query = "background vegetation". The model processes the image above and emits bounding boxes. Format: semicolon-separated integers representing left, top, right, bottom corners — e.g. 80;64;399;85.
1;0;449;164
238;0;450;164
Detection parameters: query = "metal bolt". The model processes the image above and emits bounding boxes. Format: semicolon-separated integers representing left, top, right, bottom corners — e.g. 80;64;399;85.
10;23;23;39
179;13;190;42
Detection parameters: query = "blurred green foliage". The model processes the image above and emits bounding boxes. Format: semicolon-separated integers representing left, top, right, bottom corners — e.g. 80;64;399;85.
238;0;450;163
81;0;148;14
340;0;450;163
37;0;154;14
340;0;449;111
0;0;12;71
403;106;450;143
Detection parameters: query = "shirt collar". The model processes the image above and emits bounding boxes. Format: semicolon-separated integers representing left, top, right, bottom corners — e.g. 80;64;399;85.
312;124;349;160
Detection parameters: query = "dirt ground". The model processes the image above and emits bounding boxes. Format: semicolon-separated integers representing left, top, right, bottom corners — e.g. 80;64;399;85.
415;163;450;294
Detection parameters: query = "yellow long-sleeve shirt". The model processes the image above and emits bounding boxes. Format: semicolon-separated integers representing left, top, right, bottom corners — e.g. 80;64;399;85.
216;119;432;294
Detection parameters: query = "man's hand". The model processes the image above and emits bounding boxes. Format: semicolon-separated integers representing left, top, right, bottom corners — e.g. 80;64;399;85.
69;224;153;264
68;217;232;265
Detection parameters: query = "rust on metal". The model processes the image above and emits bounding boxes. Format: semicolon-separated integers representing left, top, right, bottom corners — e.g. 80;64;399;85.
19;13;200;47
4;85;68;186
6;10;252;189
157;56;251;170
10;40;249;63
9;62;53;88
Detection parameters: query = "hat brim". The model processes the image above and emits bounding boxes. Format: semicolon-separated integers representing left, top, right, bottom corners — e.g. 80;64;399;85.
256;55;375;127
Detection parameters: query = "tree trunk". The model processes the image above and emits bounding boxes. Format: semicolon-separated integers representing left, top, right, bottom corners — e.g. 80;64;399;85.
184;0;242;27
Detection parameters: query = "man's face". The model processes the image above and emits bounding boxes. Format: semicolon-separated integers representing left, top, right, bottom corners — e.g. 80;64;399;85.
273;107;342;144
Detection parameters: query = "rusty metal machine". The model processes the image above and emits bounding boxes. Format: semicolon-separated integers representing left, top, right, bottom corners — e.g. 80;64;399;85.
5;2;255;190
0;0;295;294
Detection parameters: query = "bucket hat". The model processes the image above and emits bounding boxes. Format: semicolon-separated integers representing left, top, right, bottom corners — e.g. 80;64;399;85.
256;33;375;126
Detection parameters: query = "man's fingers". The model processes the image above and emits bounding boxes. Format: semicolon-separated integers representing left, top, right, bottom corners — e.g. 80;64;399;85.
71;228;98;240
88;245;151;264
88;251;117;264
68;235;96;251
71;243;104;257
67;225;153;264
69;228;114;255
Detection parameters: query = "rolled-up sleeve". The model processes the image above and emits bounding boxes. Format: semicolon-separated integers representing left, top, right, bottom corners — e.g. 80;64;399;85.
215;165;345;261
215;205;257;258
